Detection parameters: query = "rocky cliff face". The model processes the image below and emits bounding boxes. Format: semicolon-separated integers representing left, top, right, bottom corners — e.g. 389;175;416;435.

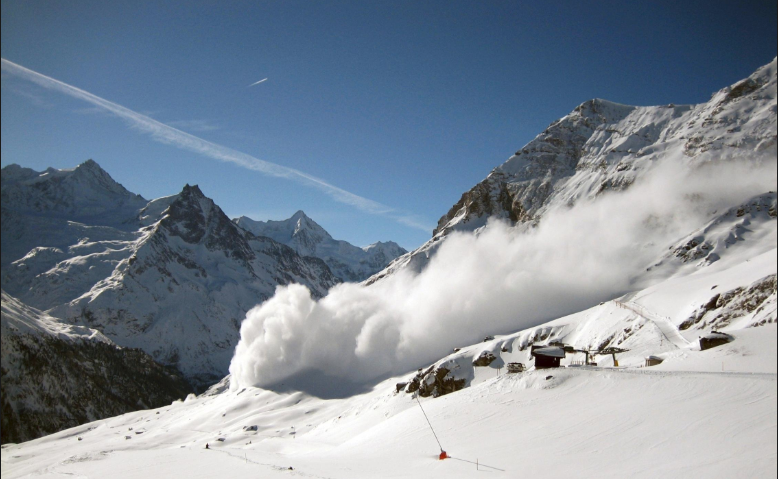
368;58;777;284
235;212;407;282
1;291;192;444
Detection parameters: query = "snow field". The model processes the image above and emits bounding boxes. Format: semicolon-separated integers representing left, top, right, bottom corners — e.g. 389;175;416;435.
2;323;775;478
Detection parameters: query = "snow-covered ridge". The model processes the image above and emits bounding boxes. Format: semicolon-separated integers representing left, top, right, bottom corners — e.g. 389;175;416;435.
1;290;112;344
1;159;147;222
369;58;777;284
235;212;407;282
43;183;340;386
0;160;149;267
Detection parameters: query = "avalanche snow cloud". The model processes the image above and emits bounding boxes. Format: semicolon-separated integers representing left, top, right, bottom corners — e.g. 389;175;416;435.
230;153;777;389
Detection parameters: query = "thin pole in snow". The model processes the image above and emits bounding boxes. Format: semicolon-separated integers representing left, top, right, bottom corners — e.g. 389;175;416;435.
415;395;444;452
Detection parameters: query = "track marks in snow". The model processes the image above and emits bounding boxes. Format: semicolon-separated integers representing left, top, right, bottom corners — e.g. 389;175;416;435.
615;300;692;348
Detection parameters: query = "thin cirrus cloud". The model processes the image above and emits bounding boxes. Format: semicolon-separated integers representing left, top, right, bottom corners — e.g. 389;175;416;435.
1;58;432;233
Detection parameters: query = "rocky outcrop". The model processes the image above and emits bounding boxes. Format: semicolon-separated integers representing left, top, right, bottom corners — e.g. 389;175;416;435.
399;364;467;398
472;351;497;367
680;275;777;330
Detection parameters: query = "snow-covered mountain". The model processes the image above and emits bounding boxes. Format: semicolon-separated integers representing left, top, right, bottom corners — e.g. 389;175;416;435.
235;211;406;282
1;161;342;387
1;290;191;444
49;184;339;386
368;58;777;284
1;60;776;477
1;160;147;267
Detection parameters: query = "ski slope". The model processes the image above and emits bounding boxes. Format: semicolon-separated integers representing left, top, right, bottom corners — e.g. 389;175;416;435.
2;324;775;479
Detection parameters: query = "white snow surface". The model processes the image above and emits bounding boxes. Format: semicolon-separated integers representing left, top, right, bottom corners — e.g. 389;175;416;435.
2;259;775;478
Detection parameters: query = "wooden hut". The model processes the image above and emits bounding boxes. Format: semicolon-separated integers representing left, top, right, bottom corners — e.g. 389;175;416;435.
644;355;664;367
531;345;566;369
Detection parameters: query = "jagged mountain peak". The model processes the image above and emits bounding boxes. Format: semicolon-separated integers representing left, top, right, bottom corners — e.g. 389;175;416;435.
290;209;309;220
74;158;102;172
179;183;205;199
362;241;404;253
0;158;147;225
234;212;406;282
156;184;254;264
235;211;332;246
0;164;39;186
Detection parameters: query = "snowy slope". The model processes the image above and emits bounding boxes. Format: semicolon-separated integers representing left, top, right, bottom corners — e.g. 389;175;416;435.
369;58;777;283
2;259;775;477
390;247;775;401
1;291;191;444
235;212;407;282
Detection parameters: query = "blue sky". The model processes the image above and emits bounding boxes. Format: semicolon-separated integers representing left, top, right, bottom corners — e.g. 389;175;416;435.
2;1;776;250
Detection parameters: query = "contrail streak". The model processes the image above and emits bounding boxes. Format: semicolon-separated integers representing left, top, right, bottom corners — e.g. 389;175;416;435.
1;58;432;233
248;78;268;87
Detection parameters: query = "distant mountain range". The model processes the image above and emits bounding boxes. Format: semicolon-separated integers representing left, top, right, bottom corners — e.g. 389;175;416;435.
235;212;406;282
1;161;406;389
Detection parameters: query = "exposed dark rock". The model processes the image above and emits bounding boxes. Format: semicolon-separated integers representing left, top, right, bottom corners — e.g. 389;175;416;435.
506;363;526;373
680;275;776;330
699;331;734;351
472;351;497;367
402;364;466;398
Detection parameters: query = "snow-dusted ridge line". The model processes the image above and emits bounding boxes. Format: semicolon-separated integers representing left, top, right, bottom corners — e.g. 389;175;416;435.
234;211;406;282
367;57;777;284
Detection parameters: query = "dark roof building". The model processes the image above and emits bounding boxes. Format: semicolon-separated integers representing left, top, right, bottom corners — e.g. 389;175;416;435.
531;345;566;369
